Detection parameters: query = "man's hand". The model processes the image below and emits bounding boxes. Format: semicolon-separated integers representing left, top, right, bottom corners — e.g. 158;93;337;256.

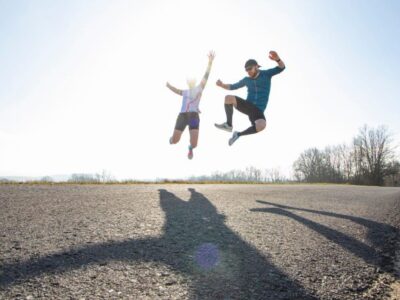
269;50;285;69
269;50;280;61
216;79;230;90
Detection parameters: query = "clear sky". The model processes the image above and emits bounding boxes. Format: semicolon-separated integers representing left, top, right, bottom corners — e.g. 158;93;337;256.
1;0;399;180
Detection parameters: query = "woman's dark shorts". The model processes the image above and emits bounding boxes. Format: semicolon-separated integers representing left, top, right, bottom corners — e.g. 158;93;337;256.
174;112;200;131
234;96;266;125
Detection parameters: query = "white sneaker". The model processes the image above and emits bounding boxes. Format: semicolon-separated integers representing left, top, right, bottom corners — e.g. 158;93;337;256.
229;131;240;146
215;122;233;132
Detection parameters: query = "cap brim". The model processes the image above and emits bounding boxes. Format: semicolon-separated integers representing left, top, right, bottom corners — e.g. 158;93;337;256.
245;65;261;69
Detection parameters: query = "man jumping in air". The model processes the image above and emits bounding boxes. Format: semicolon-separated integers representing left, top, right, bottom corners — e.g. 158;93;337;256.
215;50;285;146
166;51;215;159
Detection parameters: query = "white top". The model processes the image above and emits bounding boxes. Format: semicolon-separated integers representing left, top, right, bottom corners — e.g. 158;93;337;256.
180;85;204;113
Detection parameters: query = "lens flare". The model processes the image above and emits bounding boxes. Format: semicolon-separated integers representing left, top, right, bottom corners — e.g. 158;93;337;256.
194;243;220;270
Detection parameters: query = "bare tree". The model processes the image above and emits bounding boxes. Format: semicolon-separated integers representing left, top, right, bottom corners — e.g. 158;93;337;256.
69;174;97;183
293;147;344;183
265;168;286;183
293;148;325;182
325;146;346;183
337;144;354;182
93;170;115;183
40;176;53;182
385;160;400;186
245;166;262;182
353;125;394;185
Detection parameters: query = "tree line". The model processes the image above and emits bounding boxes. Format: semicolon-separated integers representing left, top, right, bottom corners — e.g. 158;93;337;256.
293;125;399;186
189;166;287;183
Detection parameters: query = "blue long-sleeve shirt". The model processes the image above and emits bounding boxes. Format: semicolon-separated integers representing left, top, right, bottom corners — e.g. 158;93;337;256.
229;66;285;112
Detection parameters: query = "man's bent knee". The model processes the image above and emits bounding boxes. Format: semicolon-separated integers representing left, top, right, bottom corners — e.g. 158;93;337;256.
255;120;267;132
224;95;236;104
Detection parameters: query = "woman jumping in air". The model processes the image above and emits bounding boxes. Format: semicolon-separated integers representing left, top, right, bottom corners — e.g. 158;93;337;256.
166;51;215;159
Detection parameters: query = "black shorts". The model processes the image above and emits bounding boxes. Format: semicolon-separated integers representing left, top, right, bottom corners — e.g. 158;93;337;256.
235;96;266;125
174;112;200;131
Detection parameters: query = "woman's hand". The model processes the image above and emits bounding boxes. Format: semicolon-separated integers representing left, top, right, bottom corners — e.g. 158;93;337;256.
208;51;216;63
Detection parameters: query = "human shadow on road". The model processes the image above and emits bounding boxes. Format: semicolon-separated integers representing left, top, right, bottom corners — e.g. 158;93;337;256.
0;189;317;299
250;200;398;273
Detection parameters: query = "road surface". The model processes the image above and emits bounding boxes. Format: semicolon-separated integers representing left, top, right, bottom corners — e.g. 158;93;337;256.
1;184;399;299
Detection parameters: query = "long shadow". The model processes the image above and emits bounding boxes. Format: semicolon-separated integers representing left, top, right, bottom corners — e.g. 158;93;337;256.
250;200;398;273
0;189;317;299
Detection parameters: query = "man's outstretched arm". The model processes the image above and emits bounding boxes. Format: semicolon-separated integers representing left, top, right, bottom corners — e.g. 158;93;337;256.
200;51;215;89
216;78;245;90
264;50;286;77
166;82;183;96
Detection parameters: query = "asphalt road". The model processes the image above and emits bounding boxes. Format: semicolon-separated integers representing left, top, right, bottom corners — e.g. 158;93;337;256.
1;184;399;299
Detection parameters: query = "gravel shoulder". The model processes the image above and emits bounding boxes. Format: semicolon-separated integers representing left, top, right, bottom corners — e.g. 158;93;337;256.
1;184;399;299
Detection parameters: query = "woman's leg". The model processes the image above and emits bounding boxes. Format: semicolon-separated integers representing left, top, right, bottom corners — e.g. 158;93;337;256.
187;114;200;159
171;113;186;144
187;129;198;160
170;130;183;144
189;129;199;149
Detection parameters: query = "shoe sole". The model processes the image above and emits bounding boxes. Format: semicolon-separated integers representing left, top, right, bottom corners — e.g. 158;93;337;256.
229;134;239;146
214;124;233;132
